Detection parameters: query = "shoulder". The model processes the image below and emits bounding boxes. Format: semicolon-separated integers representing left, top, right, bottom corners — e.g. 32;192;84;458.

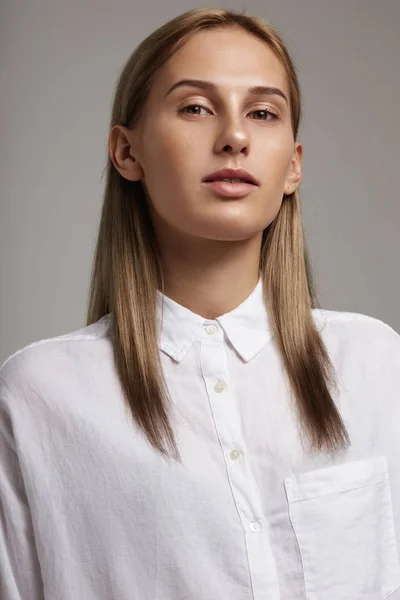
311;307;400;370
312;306;399;340
0;314;112;399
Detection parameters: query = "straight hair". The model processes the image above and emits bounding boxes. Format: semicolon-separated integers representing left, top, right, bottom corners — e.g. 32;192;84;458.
86;8;350;463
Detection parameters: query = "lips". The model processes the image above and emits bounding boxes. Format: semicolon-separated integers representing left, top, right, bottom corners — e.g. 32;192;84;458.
202;180;257;199
202;168;259;186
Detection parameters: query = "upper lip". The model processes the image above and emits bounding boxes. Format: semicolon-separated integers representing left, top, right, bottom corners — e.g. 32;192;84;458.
202;168;259;186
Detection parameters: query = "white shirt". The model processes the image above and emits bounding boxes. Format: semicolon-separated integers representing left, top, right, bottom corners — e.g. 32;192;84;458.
1;277;400;600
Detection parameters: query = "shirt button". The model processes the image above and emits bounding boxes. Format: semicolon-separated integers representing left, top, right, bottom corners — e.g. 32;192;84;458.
213;381;226;393
249;521;262;533
230;450;241;460
204;324;218;335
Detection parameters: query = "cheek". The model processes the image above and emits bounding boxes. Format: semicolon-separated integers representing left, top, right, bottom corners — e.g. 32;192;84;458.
144;129;188;182
140;141;192;216
262;139;293;183
145;131;203;195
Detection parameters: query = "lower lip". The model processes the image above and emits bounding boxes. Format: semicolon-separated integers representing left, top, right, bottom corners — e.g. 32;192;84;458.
203;180;257;198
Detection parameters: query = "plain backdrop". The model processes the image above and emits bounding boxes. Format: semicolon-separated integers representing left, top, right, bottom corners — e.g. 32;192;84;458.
1;0;399;364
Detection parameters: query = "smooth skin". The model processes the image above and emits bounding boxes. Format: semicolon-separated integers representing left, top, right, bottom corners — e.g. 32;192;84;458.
109;26;303;319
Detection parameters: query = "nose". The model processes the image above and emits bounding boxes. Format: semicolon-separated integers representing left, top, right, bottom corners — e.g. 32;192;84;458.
215;115;250;156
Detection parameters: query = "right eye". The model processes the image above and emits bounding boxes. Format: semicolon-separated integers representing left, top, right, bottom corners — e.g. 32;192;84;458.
178;104;211;115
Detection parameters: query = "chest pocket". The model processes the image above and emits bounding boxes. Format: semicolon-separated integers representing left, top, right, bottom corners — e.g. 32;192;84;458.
285;456;400;599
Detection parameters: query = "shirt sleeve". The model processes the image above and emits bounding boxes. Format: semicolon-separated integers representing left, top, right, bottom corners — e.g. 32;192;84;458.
0;384;45;600
356;319;400;600
373;321;400;597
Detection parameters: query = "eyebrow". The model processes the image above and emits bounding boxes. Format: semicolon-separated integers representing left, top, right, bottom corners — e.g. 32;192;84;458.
165;78;289;105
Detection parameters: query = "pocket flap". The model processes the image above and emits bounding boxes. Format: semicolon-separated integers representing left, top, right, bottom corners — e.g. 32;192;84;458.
285;456;389;503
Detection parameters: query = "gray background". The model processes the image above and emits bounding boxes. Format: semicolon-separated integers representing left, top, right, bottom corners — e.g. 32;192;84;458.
1;0;399;364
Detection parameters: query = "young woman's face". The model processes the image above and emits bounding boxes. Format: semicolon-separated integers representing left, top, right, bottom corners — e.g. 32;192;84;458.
125;26;302;243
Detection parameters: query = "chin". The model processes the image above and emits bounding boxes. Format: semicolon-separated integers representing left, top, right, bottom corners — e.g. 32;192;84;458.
196;226;263;242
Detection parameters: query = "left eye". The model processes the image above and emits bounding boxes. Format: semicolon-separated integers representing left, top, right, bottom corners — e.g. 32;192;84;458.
179;105;278;120
250;109;279;120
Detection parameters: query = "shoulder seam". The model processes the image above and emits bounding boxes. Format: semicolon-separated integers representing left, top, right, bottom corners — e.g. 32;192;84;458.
313;310;399;337
0;318;110;374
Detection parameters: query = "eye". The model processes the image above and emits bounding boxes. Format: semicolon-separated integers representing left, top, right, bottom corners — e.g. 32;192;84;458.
179;104;210;116
249;108;279;121
178;104;279;120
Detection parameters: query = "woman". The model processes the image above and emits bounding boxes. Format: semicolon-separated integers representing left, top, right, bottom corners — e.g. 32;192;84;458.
1;7;399;600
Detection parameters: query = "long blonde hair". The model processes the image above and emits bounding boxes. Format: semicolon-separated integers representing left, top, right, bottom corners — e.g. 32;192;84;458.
86;8;350;463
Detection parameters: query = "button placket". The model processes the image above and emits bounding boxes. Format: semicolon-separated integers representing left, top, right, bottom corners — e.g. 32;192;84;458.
198;322;280;596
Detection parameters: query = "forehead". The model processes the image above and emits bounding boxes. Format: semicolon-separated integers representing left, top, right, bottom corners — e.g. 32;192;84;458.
154;27;289;97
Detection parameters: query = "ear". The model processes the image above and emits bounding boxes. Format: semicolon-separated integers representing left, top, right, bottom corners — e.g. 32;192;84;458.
283;142;303;195
108;125;144;182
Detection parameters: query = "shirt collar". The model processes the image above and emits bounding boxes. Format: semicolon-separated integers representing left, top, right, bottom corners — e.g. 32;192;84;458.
156;277;273;363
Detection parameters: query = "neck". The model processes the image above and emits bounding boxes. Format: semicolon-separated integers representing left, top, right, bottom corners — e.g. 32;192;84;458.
156;230;263;320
